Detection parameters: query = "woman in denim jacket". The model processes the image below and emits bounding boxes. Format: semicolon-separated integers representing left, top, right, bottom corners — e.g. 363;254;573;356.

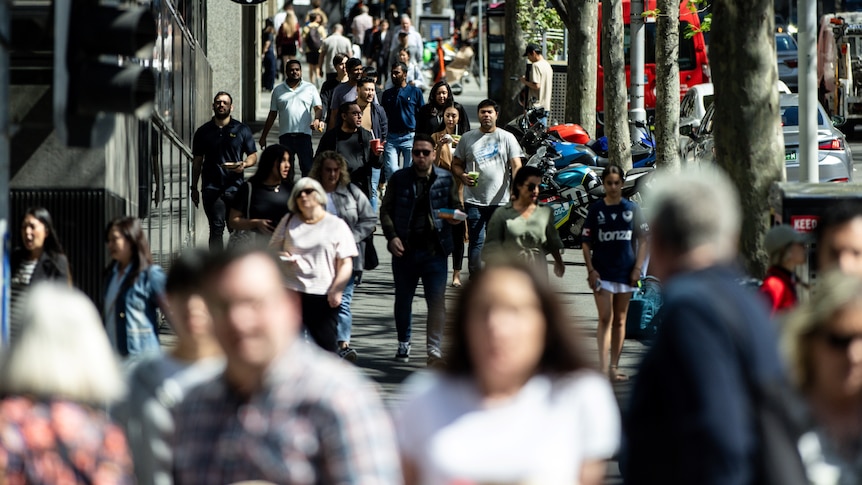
310;151;377;361
104;217;168;358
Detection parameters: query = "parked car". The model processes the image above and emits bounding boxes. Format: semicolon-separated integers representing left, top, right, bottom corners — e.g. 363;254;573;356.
681;93;853;183
776;33;799;92
678;81;791;157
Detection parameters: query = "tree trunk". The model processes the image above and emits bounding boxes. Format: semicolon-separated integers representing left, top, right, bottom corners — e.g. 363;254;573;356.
654;0;680;171
564;0;599;138
602;0;632;169
502;0;527;125
431;0;445;14
712;0;782;278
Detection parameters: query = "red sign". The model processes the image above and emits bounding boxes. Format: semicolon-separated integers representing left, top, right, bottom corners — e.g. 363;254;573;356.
791;215;820;233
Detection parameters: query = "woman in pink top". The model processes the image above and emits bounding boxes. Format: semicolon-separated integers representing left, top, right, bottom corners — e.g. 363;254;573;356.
270;177;358;352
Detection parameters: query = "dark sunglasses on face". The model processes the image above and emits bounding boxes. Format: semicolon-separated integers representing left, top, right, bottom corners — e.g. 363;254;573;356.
819;330;862;350
297;188;316;198
412;149;432;156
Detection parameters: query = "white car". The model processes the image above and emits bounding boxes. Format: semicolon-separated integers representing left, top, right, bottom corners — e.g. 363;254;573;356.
678;81;790;157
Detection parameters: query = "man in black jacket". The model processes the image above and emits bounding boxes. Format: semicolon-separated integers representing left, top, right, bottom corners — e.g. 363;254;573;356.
316;101;383;197
379;133;461;366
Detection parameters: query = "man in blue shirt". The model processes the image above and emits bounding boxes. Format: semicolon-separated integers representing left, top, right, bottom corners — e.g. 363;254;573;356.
191;92;258;251
376;61;424;205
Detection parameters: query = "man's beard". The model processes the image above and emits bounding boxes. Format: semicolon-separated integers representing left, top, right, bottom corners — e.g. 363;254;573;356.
214;110;230;120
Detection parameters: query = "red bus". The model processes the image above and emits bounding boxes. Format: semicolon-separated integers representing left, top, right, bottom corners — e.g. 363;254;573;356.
596;0;710;113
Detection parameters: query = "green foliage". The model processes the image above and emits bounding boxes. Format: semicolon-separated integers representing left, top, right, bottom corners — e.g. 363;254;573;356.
516;0;565;57
645;1;711;39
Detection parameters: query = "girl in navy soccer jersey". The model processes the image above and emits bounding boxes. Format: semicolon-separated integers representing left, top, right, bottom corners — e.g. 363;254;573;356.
581;164;648;382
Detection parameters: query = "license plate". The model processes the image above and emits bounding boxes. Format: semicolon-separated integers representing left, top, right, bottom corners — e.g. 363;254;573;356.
785;151;797;161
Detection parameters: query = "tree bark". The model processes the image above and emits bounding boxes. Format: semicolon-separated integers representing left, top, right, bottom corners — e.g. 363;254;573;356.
712;0;782;277
502;0;527;124
568;0;599;138
654;0;680;171
602;0;632;169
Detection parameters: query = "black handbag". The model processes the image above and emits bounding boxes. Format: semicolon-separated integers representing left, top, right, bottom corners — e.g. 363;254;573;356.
363;234;379;270
227;183;259;249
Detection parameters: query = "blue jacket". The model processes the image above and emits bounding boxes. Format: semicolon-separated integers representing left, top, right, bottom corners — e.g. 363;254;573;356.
105;263;166;357
623;265;786;485
380;165;458;255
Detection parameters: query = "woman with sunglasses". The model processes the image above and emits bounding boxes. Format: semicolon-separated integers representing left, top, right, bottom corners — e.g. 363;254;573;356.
433;105;467;287
781;271;862;483
309;151;376;361
270;178;358;352
483;165;564;279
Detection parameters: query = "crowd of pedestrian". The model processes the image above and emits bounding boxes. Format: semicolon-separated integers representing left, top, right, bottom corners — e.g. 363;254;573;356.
8;2;862;483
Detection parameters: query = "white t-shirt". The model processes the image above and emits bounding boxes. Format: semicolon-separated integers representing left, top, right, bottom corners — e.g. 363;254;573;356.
394;371;620;485
269;80;322;136
453;129;523;207
271;213;358;295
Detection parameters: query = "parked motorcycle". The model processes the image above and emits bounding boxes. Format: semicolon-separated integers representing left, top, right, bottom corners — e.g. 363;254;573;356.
529;153;654;249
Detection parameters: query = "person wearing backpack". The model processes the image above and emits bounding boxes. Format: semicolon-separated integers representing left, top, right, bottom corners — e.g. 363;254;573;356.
623;166;802;485
302;13;327;85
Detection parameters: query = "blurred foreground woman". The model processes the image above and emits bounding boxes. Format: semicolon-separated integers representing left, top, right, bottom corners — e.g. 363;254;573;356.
393;255;619;485
783;271;862;484
0;283;133;483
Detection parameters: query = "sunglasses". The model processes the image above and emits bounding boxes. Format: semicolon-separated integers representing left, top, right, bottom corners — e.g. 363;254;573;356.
819;330;862;350
296;188;316;198
412;149;432;156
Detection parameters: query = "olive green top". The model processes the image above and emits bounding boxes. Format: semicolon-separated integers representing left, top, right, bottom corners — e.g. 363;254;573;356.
483;203;563;264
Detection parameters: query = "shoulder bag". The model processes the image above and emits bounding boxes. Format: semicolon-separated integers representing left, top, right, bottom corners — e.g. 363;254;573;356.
228;182;259;249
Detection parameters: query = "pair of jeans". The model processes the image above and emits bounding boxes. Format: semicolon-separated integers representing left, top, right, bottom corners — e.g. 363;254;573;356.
336;271;359;343
300;292;338;352
279;133;314;179
451;220;466;271
465;203;501;275
391;248;447;355
372;132;414;208
202;189;237;251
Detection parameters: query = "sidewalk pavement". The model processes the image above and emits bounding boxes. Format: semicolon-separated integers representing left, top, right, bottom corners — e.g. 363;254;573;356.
250;73;643;484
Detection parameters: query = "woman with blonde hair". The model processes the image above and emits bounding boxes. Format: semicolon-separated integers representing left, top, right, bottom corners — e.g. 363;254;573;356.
309;151;376;361
0;283;133;482
277;10;300;66
270;178;358;352
782;271;862;483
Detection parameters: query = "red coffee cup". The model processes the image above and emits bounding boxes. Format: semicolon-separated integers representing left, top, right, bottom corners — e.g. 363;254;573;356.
370;138;383;153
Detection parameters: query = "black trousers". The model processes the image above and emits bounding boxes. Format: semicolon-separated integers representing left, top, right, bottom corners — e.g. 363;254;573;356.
300;292;338;352
279;133;314;179
202;189;236;251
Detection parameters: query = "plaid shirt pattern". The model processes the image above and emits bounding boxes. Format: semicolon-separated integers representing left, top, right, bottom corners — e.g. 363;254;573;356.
173;341;402;484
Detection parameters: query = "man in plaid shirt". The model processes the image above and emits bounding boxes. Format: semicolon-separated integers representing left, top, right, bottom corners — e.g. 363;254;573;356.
173;247;401;484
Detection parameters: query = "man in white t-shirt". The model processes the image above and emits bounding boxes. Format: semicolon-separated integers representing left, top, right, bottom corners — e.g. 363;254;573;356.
519;43;554;121
451;99;523;275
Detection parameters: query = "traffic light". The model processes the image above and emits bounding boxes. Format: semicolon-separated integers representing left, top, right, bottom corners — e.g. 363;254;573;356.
54;0;157;148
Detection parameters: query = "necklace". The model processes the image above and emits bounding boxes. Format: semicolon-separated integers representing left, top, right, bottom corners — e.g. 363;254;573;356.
263;182;280;192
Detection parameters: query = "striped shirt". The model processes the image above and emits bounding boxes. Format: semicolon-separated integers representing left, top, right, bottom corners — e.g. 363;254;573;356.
173;341;401;485
9;259;37;342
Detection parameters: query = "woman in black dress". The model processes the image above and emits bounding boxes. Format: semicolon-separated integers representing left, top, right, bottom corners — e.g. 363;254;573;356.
228;144;294;246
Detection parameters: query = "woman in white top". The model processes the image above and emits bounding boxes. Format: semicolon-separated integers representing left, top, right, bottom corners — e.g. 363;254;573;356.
394;254;620;485
270;178;358;352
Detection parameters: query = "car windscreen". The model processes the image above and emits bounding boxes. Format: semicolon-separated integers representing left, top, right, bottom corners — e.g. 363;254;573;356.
776;34;797;52
780;105;825;126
